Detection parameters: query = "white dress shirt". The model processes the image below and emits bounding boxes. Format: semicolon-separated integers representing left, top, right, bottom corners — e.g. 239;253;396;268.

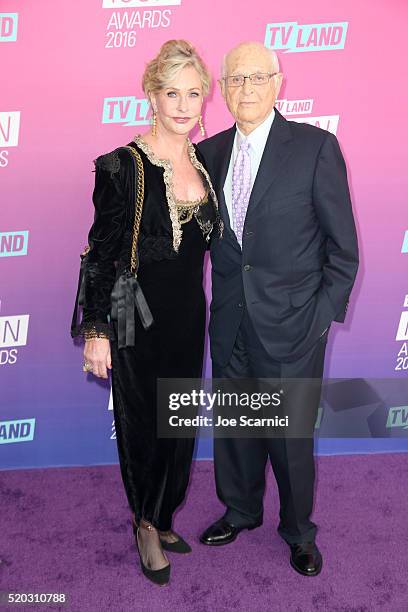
223;108;275;225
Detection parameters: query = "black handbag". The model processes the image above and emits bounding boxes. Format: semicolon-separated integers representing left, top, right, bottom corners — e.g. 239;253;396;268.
71;145;154;348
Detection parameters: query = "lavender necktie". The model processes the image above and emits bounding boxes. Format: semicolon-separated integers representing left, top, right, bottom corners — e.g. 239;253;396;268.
232;138;251;246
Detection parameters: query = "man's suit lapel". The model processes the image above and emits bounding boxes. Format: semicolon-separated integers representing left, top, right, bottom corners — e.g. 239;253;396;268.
212;126;235;232
246;109;293;215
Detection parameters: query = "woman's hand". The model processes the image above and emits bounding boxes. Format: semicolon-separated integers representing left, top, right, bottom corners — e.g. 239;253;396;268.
83;338;112;379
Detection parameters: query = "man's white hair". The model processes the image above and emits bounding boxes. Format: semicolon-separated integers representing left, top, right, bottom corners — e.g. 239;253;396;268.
221;43;280;77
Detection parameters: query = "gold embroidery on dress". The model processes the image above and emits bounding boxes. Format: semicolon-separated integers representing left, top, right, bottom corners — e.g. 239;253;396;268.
133;135;223;250
186;141;224;239
175;192;209;225
80;244;90;258
195;214;214;239
175;191;214;240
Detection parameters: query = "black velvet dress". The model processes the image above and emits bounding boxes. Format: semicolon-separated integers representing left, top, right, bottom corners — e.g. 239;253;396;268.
71;136;221;530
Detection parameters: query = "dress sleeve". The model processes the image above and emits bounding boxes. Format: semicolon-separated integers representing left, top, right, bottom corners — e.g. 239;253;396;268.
71;150;127;340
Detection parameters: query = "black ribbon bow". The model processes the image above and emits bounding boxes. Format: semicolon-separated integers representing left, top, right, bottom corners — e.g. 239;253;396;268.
110;270;154;348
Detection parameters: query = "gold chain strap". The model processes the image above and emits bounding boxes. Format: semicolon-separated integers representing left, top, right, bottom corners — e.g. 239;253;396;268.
123;145;145;275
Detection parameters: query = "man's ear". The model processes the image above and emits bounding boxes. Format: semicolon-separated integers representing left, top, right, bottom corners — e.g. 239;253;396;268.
274;73;284;99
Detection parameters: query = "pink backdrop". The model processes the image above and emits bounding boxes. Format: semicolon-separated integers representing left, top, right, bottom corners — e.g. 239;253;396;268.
1;0;408;467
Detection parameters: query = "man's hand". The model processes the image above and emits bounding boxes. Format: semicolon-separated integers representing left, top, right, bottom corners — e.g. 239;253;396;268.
83;338;112;379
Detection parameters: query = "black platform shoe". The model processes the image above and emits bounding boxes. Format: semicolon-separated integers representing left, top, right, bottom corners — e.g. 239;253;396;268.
133;519;170;586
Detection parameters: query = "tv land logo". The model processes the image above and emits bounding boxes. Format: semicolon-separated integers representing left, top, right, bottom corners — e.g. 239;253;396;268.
0;309;30;366
0;231;29;257
0;13;18;42
395;295;408;341
394;235;408;370
386;406;408;430
401;231;408;254
264;21;348;53
276;98;313;115
396;313;408;341
0;419;36;444
0;112;20;146
102;97;151;126
0;111;21;168
103;0;181;6
395;294;408;372
276;98;339;135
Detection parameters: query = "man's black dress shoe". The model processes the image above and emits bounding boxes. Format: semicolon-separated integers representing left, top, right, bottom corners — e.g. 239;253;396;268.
290;541;322;576
200;517;261;546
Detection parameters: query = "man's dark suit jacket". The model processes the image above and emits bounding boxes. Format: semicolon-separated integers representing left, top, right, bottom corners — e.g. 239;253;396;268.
197;108;359;366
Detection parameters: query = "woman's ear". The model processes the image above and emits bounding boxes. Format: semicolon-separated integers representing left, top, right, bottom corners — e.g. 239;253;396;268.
149;92;157;113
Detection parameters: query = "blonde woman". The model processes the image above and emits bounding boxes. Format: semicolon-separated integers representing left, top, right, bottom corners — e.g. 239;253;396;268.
71;40;221;585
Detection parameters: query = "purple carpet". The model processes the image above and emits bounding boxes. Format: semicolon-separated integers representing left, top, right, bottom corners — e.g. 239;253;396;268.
1;454;407;612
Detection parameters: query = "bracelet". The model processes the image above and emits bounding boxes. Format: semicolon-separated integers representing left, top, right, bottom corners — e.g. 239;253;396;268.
83;329;110;340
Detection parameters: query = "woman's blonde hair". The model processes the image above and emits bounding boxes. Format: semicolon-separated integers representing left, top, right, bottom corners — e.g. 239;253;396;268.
142;39;211;98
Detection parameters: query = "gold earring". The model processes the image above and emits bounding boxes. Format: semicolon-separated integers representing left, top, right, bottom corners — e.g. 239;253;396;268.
198;115;205;136
152;111;157;136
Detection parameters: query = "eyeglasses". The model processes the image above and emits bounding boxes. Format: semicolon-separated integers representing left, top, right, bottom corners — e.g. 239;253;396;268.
222;73;277;87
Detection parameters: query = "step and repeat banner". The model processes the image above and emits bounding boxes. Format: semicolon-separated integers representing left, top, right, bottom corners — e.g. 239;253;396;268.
1;1;407;468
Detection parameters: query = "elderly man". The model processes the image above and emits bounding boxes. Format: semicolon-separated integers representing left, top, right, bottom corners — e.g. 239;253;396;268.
198;42;358;576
